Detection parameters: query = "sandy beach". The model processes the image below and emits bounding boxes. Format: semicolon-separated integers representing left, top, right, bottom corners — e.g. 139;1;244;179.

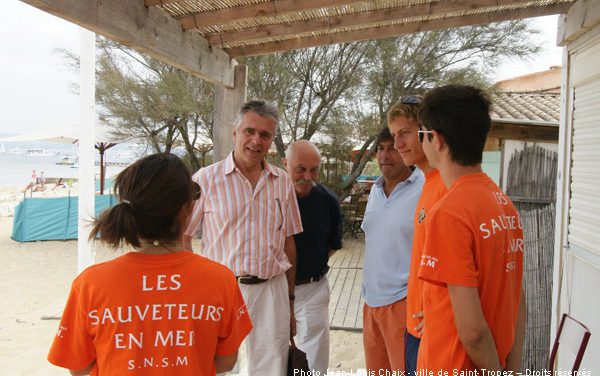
0;186;365;375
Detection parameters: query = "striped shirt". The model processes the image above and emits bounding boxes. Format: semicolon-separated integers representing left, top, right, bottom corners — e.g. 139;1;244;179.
185;152;303;279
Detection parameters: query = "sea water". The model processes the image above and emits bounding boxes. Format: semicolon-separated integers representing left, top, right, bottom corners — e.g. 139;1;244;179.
0;141;146;187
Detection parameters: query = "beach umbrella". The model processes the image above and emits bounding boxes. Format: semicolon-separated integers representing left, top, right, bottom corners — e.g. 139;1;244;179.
0;126;129;194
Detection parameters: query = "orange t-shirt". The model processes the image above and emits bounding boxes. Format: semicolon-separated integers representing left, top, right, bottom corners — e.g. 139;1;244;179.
406;168;447;338
48;251;252;376
417;173;523;371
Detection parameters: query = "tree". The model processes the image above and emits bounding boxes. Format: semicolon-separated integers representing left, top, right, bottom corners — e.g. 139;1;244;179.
57;38;214;171
337;20;541;199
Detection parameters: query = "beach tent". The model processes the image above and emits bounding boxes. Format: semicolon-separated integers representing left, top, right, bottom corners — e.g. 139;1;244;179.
11;195;117;242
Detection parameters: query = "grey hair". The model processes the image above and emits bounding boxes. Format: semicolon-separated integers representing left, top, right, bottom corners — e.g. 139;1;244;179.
285;140;321;160
234;100;280;131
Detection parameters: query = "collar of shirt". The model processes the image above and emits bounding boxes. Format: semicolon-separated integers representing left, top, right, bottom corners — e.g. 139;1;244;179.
374;167;421;192
224;152;280;177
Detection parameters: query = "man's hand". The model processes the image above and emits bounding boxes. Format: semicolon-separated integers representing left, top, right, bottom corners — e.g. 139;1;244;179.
413;311;424;334
290;301;297;338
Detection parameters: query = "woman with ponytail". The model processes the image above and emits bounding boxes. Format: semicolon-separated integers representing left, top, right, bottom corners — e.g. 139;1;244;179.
47;153;252;376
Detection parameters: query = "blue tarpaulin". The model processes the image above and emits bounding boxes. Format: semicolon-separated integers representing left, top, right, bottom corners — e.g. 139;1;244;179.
11;195;117;242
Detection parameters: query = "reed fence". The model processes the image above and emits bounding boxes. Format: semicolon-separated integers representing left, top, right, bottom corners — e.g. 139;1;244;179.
506;145;557;371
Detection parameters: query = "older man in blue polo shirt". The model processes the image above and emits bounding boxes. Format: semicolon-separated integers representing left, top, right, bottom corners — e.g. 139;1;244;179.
361;127;424;373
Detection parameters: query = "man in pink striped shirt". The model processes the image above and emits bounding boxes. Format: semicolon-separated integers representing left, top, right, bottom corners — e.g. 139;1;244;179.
184;100;303;375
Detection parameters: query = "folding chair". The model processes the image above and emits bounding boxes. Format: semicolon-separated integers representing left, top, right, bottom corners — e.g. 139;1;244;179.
548;313;591;372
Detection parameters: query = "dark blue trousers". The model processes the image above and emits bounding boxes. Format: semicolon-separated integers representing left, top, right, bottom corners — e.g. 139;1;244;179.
404;331;421;376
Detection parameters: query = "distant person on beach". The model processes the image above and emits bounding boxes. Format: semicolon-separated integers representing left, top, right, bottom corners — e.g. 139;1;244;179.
416;85;525;372
23;170;37;192
361;127;423;374
36;171;45;186
51;178;66;191
48;153;252;375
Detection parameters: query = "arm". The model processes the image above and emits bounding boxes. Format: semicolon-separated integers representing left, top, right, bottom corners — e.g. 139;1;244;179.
505;288;526;372
328;197;344;259
215;352;238;373
284;235;297;336
413;311;424;334
69;361;95;376
448;284;501;371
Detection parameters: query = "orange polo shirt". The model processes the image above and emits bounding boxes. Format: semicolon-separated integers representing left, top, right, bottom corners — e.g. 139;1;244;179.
417;173;524;371
406;168;447;337
48;251;252;376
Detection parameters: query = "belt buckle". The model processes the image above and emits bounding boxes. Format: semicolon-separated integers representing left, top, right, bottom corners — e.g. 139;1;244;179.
237;275;252;284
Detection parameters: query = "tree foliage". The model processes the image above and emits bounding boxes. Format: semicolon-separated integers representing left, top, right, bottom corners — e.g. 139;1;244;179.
336;20;541;198
58;20;541;193
58;38;214;171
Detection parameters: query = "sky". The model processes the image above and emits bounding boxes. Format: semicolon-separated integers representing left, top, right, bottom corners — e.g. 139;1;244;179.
0;0;564;135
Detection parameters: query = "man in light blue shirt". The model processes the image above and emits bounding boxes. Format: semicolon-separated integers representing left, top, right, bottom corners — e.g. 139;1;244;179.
361;127;424;373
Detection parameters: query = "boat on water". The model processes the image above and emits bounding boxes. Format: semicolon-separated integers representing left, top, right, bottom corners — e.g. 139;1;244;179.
27;148;56;157
56;156;76;166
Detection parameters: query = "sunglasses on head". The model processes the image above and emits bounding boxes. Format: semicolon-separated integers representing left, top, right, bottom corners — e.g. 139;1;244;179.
401;95;421;105
418;126;434;143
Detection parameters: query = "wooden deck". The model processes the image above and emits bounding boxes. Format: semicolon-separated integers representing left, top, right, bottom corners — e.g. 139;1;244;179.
327;237;364;331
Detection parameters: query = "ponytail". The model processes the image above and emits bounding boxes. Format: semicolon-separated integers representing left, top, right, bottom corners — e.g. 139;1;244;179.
89;200;140;248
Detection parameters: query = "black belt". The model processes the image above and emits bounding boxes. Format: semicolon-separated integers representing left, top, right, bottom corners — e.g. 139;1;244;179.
296;272;327;286
236;275;269;285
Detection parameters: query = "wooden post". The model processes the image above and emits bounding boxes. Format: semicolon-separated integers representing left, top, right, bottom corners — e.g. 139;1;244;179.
78;29;96;273
213;65;247;163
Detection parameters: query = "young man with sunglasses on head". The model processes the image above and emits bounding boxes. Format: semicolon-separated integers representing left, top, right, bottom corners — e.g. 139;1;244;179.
361;127;423;374
416;85;525;372
387;95;448;376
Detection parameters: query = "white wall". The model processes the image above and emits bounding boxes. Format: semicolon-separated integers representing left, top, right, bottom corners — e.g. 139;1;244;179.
553;5;600;370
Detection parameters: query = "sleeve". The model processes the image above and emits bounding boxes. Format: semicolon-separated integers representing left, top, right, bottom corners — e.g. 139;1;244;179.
418;208;478;287
47;280;96;370
284;177;303;237
216;274;253;356
329;195;343;250
185;171;206;237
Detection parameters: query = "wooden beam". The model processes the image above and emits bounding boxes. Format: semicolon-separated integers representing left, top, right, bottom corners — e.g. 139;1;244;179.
489;123;559;141
145;0;181;6
178;0;360;30
206;0;558;47
226;3;572;57
557;0;600;45
20;0;236;88
213;65;247;162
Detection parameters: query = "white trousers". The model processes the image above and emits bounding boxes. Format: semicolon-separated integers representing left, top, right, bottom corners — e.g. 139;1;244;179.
294;277;330;374
238;273;290;376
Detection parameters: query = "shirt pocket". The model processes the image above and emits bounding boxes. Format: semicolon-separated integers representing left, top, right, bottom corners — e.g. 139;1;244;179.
261;197;284;233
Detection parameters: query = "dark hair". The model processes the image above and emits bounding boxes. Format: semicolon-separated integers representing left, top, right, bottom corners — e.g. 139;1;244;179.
376;127;394;146
419;85;491;166
90;153;194;248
